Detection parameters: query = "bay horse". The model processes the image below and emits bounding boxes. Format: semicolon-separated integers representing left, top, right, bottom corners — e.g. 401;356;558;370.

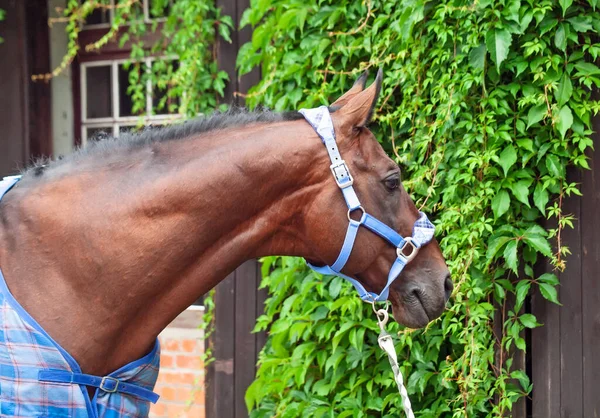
0;70;451;416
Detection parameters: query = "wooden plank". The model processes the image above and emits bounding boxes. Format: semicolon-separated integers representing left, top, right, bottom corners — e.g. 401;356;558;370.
531;261;561;418
234;260;259;418
582;118;600;418
206;273;236;418
216;0;239;105
236;0;260;107
206;0;243;416
558;167;583;418
255;261;268;360
493;291;526;418
0;0;28;175
26;0;52;158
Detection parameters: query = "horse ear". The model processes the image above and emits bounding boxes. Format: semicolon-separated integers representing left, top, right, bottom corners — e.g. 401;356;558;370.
331;71;369;108
336;68;383;128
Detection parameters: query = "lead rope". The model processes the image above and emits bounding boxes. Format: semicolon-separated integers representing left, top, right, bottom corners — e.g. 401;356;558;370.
372;303;415;418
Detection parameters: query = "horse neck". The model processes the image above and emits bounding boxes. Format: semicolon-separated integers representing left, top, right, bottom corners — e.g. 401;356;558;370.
0;119;327;374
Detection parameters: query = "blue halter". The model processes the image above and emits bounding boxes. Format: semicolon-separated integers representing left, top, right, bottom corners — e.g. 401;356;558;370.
299;106;435;302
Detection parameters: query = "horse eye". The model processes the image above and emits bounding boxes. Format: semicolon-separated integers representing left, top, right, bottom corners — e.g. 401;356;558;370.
384;175;400;191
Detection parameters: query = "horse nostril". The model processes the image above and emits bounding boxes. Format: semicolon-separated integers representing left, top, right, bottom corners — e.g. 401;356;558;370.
444;274;453;300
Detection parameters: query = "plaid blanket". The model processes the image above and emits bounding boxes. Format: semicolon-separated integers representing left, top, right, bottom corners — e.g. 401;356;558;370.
0;176;160;417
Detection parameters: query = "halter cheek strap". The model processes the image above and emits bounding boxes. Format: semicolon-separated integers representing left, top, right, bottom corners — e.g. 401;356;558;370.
299;106;435;302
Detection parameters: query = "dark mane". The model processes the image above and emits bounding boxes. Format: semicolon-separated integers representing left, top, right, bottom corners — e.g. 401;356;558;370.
23;107;304;178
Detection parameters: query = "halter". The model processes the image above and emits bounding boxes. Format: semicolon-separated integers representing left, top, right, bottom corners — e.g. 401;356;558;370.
299;106;435;302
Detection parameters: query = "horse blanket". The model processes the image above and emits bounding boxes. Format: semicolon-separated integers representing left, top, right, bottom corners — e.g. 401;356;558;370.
0;176;160;417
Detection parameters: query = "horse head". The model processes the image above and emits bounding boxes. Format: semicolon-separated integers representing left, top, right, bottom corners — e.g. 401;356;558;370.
301;70;452;328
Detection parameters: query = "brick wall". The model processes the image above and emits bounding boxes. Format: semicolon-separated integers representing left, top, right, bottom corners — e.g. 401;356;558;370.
150;307;205;418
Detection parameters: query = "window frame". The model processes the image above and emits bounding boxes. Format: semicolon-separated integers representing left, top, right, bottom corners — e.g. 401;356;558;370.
81;0;170;31
80;57;181;145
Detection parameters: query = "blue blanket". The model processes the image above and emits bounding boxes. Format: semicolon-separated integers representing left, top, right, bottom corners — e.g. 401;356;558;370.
0;176;160;417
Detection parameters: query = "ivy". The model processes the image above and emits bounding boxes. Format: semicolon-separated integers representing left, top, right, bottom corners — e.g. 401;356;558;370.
35;0;600;416
0;9;5;45
237;0;600;416
38;0;231;116
124;0;233;116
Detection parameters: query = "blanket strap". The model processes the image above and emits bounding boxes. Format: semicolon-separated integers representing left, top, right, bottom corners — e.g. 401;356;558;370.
39;370;159;403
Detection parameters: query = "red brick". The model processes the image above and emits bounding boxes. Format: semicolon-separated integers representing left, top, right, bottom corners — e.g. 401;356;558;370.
185;405;205;418
163;339;180;351
159;386;176;402
150;402;166;417
167;404;185;418
160;354;174;368
182;339;197;353
176;355;202;369
176;387;204;404
167;404;205;418
161;372;198;385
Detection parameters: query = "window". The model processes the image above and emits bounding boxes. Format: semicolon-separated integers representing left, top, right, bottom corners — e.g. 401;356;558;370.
82;0;171;29
80;58;180;144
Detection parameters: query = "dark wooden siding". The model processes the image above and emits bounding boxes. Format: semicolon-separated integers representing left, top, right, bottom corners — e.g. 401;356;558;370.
205;0;264;416
0;0;51;176
531;127;600;417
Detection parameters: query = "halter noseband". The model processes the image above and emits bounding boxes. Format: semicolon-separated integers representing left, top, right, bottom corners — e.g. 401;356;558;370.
299;106;435;302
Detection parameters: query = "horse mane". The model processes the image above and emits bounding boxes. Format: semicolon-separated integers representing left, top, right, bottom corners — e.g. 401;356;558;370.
23;107;305;178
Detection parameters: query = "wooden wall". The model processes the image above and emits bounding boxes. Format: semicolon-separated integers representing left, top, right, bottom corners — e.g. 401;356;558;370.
530;127;600;416
205;0;264;416
0;0;51;176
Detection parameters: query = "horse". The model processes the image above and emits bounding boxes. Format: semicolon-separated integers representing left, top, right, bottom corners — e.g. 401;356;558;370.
0;69;451;416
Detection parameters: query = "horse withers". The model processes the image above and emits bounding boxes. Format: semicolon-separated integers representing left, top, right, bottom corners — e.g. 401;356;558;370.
0;69;451;417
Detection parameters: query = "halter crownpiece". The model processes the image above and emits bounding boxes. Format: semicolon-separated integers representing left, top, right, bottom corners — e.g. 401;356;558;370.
299;106;435;302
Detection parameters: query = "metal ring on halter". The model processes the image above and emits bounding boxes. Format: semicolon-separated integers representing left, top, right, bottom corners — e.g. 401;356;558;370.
347;206;365;222
396;236;418;262
367;297;390;315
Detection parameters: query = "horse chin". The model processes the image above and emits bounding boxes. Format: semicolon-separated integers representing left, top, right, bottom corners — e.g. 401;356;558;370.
388;290;431;329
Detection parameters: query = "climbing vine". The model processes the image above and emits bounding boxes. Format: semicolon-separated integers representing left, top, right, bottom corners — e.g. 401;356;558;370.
0;9;5;44
16;0;600;416
238;0;599;416
41;0;231;116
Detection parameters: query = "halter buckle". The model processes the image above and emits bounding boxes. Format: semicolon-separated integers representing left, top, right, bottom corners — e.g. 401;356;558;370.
330;161;354;188
396;237;418;262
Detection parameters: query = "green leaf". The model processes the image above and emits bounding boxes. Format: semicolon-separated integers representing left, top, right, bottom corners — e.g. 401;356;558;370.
469;44;486;70
515;337;526;350
524;235;552;257
511;369;531;390
559;0;573;16
538;273;559;285
503;240;518;274
527;104;547;128
545;154;564;178
510;180;531;207
515;280;531;308
520;313;540;328
533;183;549;215
296;8;308;32
487;236;511;260
555;74;572;106
485;29;512;71
574;62;600;75
555;24;566;51
556;105;573;138
539;282;561;304
329;277;343;298
499;145;517;176
567;16;593;32
492;190;511;218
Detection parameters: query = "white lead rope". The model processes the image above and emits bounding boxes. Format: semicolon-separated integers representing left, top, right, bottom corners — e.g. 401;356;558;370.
374;307;415;418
